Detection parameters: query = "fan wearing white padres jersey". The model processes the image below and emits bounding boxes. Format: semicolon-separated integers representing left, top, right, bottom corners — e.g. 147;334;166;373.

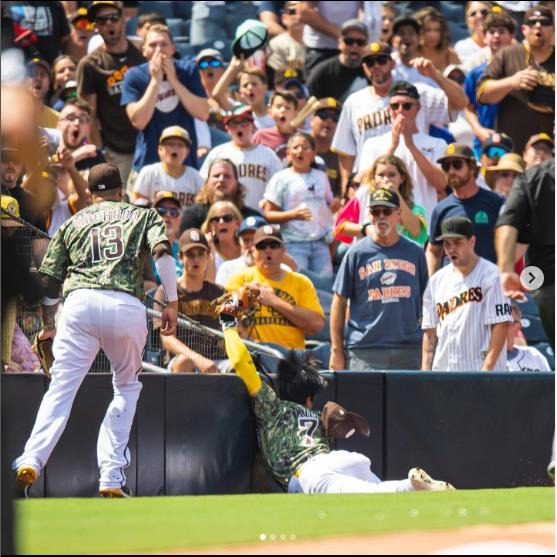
133;126;204;209
422;216;512;372
199;106;283;211
13;163;178;498
331;42;468;196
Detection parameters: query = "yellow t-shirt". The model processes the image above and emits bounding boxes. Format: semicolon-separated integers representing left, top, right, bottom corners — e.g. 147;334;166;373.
226;267;324;350
38;105;60;129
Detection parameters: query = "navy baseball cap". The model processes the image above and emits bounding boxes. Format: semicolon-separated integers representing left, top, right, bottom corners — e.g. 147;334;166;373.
239;215;267;235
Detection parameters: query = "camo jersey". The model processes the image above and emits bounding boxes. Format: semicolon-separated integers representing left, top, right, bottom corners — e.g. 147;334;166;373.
40;201;168;300
253;382;330;488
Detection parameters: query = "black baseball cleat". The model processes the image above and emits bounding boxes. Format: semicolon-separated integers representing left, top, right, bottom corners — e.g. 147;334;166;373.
99;485;132;498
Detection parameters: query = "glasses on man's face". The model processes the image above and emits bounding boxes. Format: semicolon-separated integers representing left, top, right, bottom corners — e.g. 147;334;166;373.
156;206;180;218
484;146;507;159
285;8;297;15
209;214;235;224
468;8;489;17
61;113;90;124
441;159;465;172
198;59;223;70
363;55;390;67
343;37;367;47
95;13;121;25
370;207;394;217
72;18;93;30
315;109;340;122
389;102;416;111
255;240;282;250
525;18;553;27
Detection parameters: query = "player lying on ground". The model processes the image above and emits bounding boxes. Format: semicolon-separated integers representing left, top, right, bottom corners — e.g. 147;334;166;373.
218;302;455;494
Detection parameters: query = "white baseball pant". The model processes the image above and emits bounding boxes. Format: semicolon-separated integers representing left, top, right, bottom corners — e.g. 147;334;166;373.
288;450;412;494
13;289;148;491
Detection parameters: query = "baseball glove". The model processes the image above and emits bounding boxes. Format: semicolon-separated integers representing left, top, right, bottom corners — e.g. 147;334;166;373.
211;284;261;324
32;335;54;379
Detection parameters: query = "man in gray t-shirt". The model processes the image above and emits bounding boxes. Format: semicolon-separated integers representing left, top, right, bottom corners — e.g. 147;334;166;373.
330;189;428;371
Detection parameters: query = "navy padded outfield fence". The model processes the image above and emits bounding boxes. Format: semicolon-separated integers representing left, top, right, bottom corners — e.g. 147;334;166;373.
2;371;554;496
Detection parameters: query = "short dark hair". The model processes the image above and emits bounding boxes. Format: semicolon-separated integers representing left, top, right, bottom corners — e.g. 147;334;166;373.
269;89;298;110
63;97;92;115
138;11;167;29
483;11;516;34
276;351;327;405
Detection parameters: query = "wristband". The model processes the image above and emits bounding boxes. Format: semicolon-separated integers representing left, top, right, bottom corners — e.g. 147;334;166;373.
361;222;372;237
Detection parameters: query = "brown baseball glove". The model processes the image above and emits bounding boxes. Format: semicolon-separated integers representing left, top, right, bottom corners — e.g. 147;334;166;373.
211;284;261;323
33;335;54;379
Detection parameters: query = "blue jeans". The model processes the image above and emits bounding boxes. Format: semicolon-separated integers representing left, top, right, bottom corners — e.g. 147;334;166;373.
190;2;259;45
286;240;332;274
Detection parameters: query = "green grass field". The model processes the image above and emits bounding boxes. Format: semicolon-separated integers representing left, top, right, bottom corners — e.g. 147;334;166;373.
15;488;554;554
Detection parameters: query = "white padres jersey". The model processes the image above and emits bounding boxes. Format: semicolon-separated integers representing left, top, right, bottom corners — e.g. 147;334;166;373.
200;142;283;210
133;162;203;208
422;257;512;371
331;82;452;169
507;345;552;372
358;131;447;224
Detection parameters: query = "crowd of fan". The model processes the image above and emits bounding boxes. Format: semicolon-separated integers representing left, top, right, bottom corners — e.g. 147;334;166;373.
1;0;555;374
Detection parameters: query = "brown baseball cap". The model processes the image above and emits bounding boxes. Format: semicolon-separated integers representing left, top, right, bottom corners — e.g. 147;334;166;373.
153;191;181;209
315;97;342;112
524;132;554;151
436;143;476;164
88;163;122;192
321;401;370;439
179;228;209;253
87;0;123;21
253;224;284;246
362;41;392;61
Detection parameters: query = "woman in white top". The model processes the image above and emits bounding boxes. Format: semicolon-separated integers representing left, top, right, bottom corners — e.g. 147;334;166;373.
201;200;242;281
454;1;493;63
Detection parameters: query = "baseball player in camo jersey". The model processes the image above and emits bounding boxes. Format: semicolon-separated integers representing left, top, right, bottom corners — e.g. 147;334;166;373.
218;303;454;493
422;216;512;372
13;163;178;498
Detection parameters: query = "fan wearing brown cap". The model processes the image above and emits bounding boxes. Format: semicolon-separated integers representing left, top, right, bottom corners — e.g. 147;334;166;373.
13;163;178;499
216;303;455;494
477;4;554;152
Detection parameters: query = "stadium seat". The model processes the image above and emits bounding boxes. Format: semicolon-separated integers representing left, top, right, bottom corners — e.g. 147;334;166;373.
173;1;193;21
440;2;465;23
175;41;197;59
516;292;539;317
125;15;138;36
521;315;548;344
138;1;175;19
533;342;555;370
166;18;189;41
